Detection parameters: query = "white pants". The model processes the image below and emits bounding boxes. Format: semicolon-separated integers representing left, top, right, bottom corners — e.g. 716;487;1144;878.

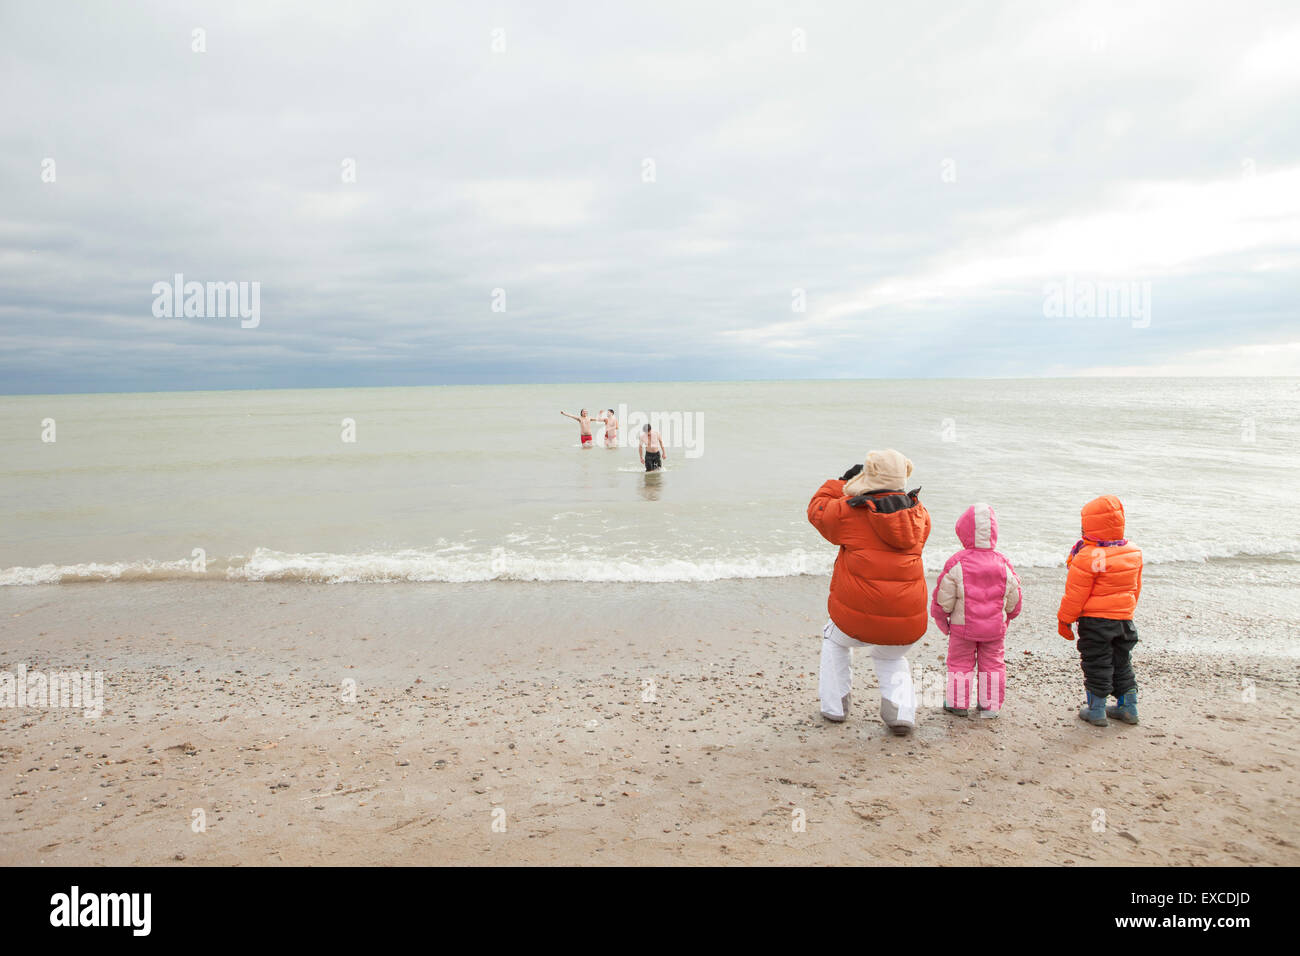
819;619;916;723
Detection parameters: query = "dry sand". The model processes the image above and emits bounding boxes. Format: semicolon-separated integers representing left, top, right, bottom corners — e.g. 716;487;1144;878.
2;575;1297;865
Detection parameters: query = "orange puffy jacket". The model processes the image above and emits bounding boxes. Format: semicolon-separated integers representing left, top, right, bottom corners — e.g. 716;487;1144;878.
1057;495;1143;623
807;479;932;645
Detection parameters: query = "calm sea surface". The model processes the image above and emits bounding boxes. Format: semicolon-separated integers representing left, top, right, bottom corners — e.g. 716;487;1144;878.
3;379;1298;594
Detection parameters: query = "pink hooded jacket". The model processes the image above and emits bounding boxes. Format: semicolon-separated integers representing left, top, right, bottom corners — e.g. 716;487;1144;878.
930;504;1023;641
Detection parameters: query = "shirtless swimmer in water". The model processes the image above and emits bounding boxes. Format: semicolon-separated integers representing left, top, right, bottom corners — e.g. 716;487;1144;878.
597;408;619;448
560;408;599;446
639;423;667;472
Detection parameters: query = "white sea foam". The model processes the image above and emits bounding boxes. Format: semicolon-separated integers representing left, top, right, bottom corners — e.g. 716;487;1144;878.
2;541;1295;585
0;558;195;586
228;547;830;583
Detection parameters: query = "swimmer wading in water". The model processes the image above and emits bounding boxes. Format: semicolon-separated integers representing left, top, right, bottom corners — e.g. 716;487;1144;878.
560;408;598;446
639;423;667;472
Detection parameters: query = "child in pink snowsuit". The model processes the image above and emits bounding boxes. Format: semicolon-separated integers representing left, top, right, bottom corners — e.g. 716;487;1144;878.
930;504;1023;717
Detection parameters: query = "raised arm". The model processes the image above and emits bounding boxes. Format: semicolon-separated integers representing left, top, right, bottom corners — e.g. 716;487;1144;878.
807;479;849;545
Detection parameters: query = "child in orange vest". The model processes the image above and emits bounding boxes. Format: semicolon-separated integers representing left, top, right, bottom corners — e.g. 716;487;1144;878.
1057;495;1143;726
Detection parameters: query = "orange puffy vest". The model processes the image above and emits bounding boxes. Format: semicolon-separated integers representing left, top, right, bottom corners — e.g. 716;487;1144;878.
807;479;932;645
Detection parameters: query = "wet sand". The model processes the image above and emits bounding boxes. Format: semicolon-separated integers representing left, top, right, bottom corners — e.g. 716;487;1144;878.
2;574;1298;865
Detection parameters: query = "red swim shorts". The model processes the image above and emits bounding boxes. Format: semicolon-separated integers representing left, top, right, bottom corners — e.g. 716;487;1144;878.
581;434;592;445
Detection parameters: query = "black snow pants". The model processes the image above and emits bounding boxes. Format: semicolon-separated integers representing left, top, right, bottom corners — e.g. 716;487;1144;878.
1077;617;1139;698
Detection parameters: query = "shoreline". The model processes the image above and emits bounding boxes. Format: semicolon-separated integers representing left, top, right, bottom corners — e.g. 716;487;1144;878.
2;578;1298;865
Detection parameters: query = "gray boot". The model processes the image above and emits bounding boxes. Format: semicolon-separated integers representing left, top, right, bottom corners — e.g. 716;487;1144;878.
1106;688;1139;725
1078;689;1109;727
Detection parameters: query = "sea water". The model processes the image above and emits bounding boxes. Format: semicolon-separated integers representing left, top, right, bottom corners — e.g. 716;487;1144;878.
2;378;1297;596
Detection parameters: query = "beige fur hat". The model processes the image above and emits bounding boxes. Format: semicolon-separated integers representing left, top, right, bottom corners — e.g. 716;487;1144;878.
843;449;913;496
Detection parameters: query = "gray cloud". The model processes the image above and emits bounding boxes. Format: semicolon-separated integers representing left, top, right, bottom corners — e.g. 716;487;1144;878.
3;0;1299;393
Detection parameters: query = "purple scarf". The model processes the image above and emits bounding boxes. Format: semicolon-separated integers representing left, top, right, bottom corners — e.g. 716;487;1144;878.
1069;535;1127;559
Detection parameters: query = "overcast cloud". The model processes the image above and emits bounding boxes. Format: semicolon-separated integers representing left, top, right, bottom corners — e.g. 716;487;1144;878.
2;0;1299;394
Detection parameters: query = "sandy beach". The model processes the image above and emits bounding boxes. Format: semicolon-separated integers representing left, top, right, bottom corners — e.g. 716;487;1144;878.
3;572;1297;866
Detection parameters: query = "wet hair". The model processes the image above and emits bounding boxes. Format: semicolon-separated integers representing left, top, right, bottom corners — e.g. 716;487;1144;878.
642;423;652;433
580;408;587;416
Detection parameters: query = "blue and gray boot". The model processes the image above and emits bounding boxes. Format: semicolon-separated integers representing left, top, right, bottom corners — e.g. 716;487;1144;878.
1078;689;1109;726
1107;688;1139;725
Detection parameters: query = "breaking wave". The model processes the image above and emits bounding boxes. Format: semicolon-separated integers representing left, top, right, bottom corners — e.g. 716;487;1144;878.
3;541;1296;585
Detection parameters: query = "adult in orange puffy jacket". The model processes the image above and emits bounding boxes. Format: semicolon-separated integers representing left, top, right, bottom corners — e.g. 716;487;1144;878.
1057;494;1143;727
808;449;931;734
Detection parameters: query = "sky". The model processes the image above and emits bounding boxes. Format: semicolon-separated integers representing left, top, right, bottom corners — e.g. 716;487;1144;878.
2;0;1299;394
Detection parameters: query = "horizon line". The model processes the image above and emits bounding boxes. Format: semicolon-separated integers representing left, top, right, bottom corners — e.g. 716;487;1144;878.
2;371;1298;400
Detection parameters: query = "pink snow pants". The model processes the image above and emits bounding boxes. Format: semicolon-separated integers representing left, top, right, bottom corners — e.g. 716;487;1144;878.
946;634;1006;711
